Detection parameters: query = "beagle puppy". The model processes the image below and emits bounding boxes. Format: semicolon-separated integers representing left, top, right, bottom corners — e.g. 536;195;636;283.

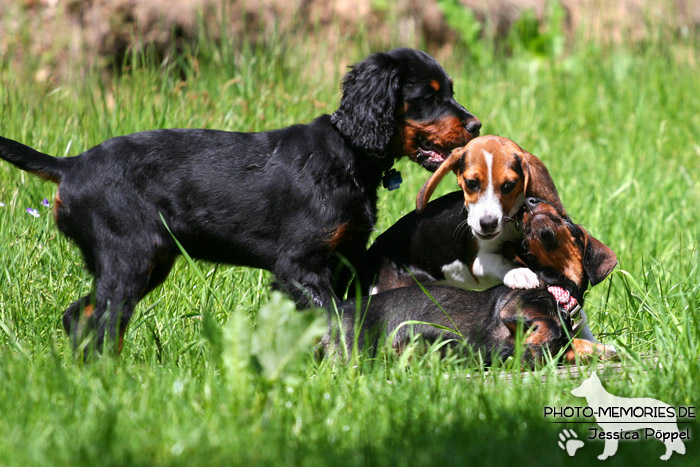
413;135;564;290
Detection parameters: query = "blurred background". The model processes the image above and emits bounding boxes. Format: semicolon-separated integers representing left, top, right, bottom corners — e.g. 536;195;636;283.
2;0;698;81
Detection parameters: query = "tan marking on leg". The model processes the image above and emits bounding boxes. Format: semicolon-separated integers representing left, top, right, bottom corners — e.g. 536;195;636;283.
83;304;94;319
564;338;618;363
328;221;351;251
53;189;63;221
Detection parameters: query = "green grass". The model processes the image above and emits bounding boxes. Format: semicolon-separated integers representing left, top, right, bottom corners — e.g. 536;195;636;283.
1;28;700;466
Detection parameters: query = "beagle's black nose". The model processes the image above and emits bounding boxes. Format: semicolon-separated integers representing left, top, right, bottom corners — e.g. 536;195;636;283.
479;215;499;233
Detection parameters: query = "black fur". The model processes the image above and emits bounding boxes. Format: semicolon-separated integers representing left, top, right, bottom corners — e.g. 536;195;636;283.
331;284;564;363
0;48;480;352
339;196;618;360
355;191;472;292
331;51;401;155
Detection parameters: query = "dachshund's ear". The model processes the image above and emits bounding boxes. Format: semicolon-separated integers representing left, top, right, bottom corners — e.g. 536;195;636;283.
416;148;463;213
331;53;401;154
521;152;566;216
582;229;617;286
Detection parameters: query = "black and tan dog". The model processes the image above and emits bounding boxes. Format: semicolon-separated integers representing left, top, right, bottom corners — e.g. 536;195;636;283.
0;48;481;352
357;136;565;293
329;197;617;362
355;135;605;342
414;135;565;291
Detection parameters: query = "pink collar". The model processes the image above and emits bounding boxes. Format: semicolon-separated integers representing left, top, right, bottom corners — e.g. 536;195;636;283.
547;285;578;313
547;285;584;334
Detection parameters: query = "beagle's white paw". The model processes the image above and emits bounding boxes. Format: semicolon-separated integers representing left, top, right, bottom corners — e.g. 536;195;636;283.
503;267;540;289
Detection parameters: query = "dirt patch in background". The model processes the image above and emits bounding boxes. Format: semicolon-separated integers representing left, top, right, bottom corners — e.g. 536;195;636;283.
1;0;697;81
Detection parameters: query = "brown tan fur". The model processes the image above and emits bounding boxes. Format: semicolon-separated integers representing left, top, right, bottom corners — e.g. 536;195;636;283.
417;135;564;214
328;222;351;251
53;189;62;222
564;338;617;363
524;205;585;284
402;115;472;165
29;170;60;184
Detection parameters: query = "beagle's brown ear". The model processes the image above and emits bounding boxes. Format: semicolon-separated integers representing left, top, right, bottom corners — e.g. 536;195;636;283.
416;148;464;213
521;152;566;216
582;229;618;286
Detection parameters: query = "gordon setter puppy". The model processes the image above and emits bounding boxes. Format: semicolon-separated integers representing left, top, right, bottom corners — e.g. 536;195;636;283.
0;48;480;352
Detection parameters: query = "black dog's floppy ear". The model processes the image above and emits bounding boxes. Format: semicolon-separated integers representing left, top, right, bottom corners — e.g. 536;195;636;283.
331;52;401;154
582;228;618;286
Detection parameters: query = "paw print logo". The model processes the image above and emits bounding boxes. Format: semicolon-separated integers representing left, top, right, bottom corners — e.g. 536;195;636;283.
558;429;584;456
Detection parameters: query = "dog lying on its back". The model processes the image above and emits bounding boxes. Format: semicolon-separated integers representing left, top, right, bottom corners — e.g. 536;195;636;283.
328;197;617;362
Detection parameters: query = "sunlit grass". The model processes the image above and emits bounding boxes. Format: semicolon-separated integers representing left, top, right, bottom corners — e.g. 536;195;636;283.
1;21;699;466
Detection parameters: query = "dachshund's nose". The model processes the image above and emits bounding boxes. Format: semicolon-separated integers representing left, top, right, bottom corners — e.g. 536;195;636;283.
525;197;542;212
465;119;482;136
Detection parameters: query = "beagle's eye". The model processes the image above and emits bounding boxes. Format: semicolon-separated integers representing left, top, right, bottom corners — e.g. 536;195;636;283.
465;178;480;192
501;180;517;194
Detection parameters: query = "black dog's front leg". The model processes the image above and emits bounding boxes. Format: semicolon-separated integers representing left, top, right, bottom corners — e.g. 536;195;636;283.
271;278;330;309
272;261;336;311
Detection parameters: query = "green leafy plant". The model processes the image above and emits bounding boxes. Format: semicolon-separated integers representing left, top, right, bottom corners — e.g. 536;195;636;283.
222;292;326;385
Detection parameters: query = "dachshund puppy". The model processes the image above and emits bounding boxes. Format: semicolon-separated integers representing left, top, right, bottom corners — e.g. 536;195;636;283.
330;197;617;363
0;48;480;352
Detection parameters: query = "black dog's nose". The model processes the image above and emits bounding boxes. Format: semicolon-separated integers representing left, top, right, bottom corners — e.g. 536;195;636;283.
525;197;542;211
479;215;499;233
465;119;482;135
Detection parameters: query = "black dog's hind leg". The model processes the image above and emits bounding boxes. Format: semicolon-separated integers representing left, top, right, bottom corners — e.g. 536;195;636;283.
62;294;95;348
64;245;175;355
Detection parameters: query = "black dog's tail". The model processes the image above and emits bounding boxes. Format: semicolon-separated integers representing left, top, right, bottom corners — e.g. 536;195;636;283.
0;136;72;183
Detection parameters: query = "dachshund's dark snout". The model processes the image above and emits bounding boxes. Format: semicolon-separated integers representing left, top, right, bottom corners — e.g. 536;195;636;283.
525;197;542;212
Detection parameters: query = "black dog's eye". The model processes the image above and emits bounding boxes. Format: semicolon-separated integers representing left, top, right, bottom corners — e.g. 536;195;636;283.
422;91;437;102
501;181;517;194
465;178;480;192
